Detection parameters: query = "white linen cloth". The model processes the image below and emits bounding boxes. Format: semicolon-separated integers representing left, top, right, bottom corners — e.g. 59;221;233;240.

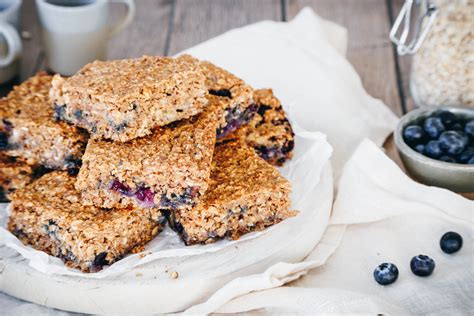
185;139;473;314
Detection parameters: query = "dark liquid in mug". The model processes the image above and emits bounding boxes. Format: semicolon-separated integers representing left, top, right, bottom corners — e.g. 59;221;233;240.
46;0;95;7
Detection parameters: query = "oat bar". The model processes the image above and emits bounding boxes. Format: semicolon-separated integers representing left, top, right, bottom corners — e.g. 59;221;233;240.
169;138;296;245
0;73;88;171
50;55;208;142
199;61;256;137
75;96;223;210
237;89;294;166
7;172;164;272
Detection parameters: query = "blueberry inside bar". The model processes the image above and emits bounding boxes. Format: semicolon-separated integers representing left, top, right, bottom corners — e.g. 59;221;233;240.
235;89;295;166
0;153;50;202
170;138;297;245
50;55;209;142
199;61;256;138
75;96;223;210
0;73;88;171
7;172;164;272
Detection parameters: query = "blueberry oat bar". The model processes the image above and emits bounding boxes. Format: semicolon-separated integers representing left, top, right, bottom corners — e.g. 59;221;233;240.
7;172;164;272
0;73;88;171
199;61;256;137
76;97;223;210
51;55;208;142
237;89;294;166
169;138;296;245
0;153;50;202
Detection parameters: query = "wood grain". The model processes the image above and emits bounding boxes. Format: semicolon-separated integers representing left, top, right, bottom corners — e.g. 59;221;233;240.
168;0;282;55
286;0;403;116
108;0;173;59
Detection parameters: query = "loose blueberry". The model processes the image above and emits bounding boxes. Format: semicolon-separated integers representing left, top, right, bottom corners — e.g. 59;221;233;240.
465;120;474;138
458;147;474;164
0;132;8;149
440;231;463;254
424;117;445;138
373;262;399;285
410;255;435;277
403;125;426;144
439;131;467;155
414;144;425;154
424;140;443;158
435;110;456;126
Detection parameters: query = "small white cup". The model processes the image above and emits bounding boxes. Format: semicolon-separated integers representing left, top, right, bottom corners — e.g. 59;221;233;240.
0;0;23;84
35;0;135;76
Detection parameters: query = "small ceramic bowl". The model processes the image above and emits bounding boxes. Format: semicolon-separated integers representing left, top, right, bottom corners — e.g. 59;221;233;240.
394;106;474;193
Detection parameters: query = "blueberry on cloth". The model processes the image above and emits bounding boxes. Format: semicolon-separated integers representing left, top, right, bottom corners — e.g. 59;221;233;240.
403;125;425;144
424;140;443;158
373;263;399;285
424;117;445;139
439;131;467;155
465;120;474;138
435;110;456;126
410;255;435;277
440;232;463;254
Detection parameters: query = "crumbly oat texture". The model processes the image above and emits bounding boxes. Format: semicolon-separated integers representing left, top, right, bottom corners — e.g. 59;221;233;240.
0;153;42;202
170;138;296;245
236;89;294;166
76;97;223;210
50;55;209;142
411;0;473;107
7;172;164;273
0;73;88;171
199;61;256;137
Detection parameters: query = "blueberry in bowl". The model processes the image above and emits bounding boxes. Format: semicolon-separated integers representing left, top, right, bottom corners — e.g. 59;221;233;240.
394;106;474;192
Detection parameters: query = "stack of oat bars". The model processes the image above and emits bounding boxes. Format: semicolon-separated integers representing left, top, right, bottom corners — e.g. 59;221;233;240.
0;55;296;272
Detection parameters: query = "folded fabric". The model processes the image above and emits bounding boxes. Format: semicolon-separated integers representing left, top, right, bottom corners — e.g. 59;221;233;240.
186;139;473;314
184;7;399;178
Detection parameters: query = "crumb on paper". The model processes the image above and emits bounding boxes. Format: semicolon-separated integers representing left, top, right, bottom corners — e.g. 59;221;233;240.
135;272;143;277
171;271;179;279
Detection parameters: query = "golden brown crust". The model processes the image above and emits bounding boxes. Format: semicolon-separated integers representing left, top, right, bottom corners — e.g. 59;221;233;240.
199;61;256;137
7;172;163;273
0;73;88;170
0;153;35;201
235;89;294;166
75;96;223;210
50;55;209;142
173;138;296;245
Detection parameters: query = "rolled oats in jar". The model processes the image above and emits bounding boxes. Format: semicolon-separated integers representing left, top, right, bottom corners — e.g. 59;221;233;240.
391;0;473;108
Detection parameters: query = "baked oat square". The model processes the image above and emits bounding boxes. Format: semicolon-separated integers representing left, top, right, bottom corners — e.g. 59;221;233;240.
50;55;209;142
199;61;257;137
7;171;164;273
236;89;294;166
169;137;296;245
0;73;88;171
75;96;223;210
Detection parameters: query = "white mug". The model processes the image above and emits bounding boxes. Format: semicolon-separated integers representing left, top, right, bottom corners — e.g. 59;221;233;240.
0;0;22;84
35;0;135;76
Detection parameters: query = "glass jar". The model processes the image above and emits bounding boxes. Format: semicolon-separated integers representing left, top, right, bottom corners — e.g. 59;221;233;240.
391;0;473;108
